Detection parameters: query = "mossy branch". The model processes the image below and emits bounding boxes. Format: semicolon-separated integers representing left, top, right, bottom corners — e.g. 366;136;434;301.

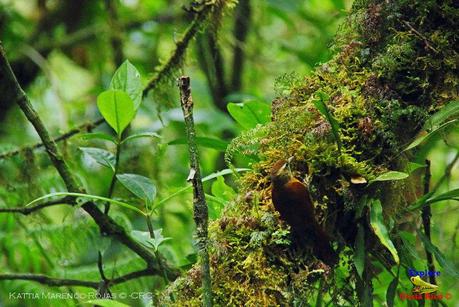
178;76;213;306
0;44;80;192
143;4;214;96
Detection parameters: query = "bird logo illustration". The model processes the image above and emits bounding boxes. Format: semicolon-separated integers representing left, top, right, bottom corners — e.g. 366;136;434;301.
410;276;438;294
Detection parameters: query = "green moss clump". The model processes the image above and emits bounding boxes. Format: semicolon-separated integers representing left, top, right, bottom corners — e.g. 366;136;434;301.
161;0;458;305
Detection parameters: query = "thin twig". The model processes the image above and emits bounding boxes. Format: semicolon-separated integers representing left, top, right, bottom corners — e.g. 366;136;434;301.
421;160;436;285
0;267;163;289
105;141;121;214
96;251;112;298
402;21;439;53
110;267;158;285
0;118;104;160
0;197;71;215
0;273;99;288
146;214;169;283
178;76;213;306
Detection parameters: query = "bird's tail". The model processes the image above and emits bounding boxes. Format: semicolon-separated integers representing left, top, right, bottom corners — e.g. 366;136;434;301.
312;228;339;266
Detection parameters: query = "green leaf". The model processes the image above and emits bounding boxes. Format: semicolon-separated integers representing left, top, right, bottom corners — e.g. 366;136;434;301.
227;101;271;130
370;171;409;183
425;188;459;204
404;119;458;151
80;132;116;143
206;193;227;220
369;199;400;264
79;147;115;171
211;176;236;201
151;228;171;251
116;173;156;205
169;137;229;151
85;299;129;307
423;100;459;131
131;229;171;251
110;60;143;109
354;224;365;278
399;231;422;261
121;132;161;144
26;192;146;216
386;270;399;307
97;89;136;136
312;91;342;152
405;162;425;174
409;188;459;211
417;230;459;278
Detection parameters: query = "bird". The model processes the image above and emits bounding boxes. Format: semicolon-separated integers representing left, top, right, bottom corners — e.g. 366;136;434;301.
270;159;338;265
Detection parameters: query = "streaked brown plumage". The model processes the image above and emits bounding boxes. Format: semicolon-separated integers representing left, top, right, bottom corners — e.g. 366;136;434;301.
271;160;338;265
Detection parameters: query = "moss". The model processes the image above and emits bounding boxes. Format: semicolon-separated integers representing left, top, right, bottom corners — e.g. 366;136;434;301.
161;0;458;304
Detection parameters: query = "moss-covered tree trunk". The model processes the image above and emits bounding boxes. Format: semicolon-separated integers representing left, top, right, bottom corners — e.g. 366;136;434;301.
162;0;458;305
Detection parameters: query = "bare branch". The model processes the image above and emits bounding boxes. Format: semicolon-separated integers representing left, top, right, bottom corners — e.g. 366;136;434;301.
0;273;99;289
0;267;165;289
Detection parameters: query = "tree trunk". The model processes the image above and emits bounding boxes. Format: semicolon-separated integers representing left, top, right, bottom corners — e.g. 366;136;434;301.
162;0;458;305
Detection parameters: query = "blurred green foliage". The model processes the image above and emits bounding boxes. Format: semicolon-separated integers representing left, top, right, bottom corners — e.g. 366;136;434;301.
0;0;457;306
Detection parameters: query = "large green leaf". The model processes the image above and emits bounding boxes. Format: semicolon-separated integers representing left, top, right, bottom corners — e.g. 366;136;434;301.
369;171;409;183
423;100;459;131
409;188;459;211
97;89;136;136
227;101;271;130
369;199;400;264
117;173;156;205
417;230;459;278
404;119;458;151
211;176;236;201
312;91;342;152
354;224;365;278
110;60;143;109
386;269;399;307
79;147;115;171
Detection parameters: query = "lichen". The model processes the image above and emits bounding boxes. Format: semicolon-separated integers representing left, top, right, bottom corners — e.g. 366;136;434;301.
161;0;458;305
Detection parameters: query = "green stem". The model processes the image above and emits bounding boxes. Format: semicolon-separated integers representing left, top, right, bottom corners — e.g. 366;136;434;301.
146;214;169;283
105;141;121;214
